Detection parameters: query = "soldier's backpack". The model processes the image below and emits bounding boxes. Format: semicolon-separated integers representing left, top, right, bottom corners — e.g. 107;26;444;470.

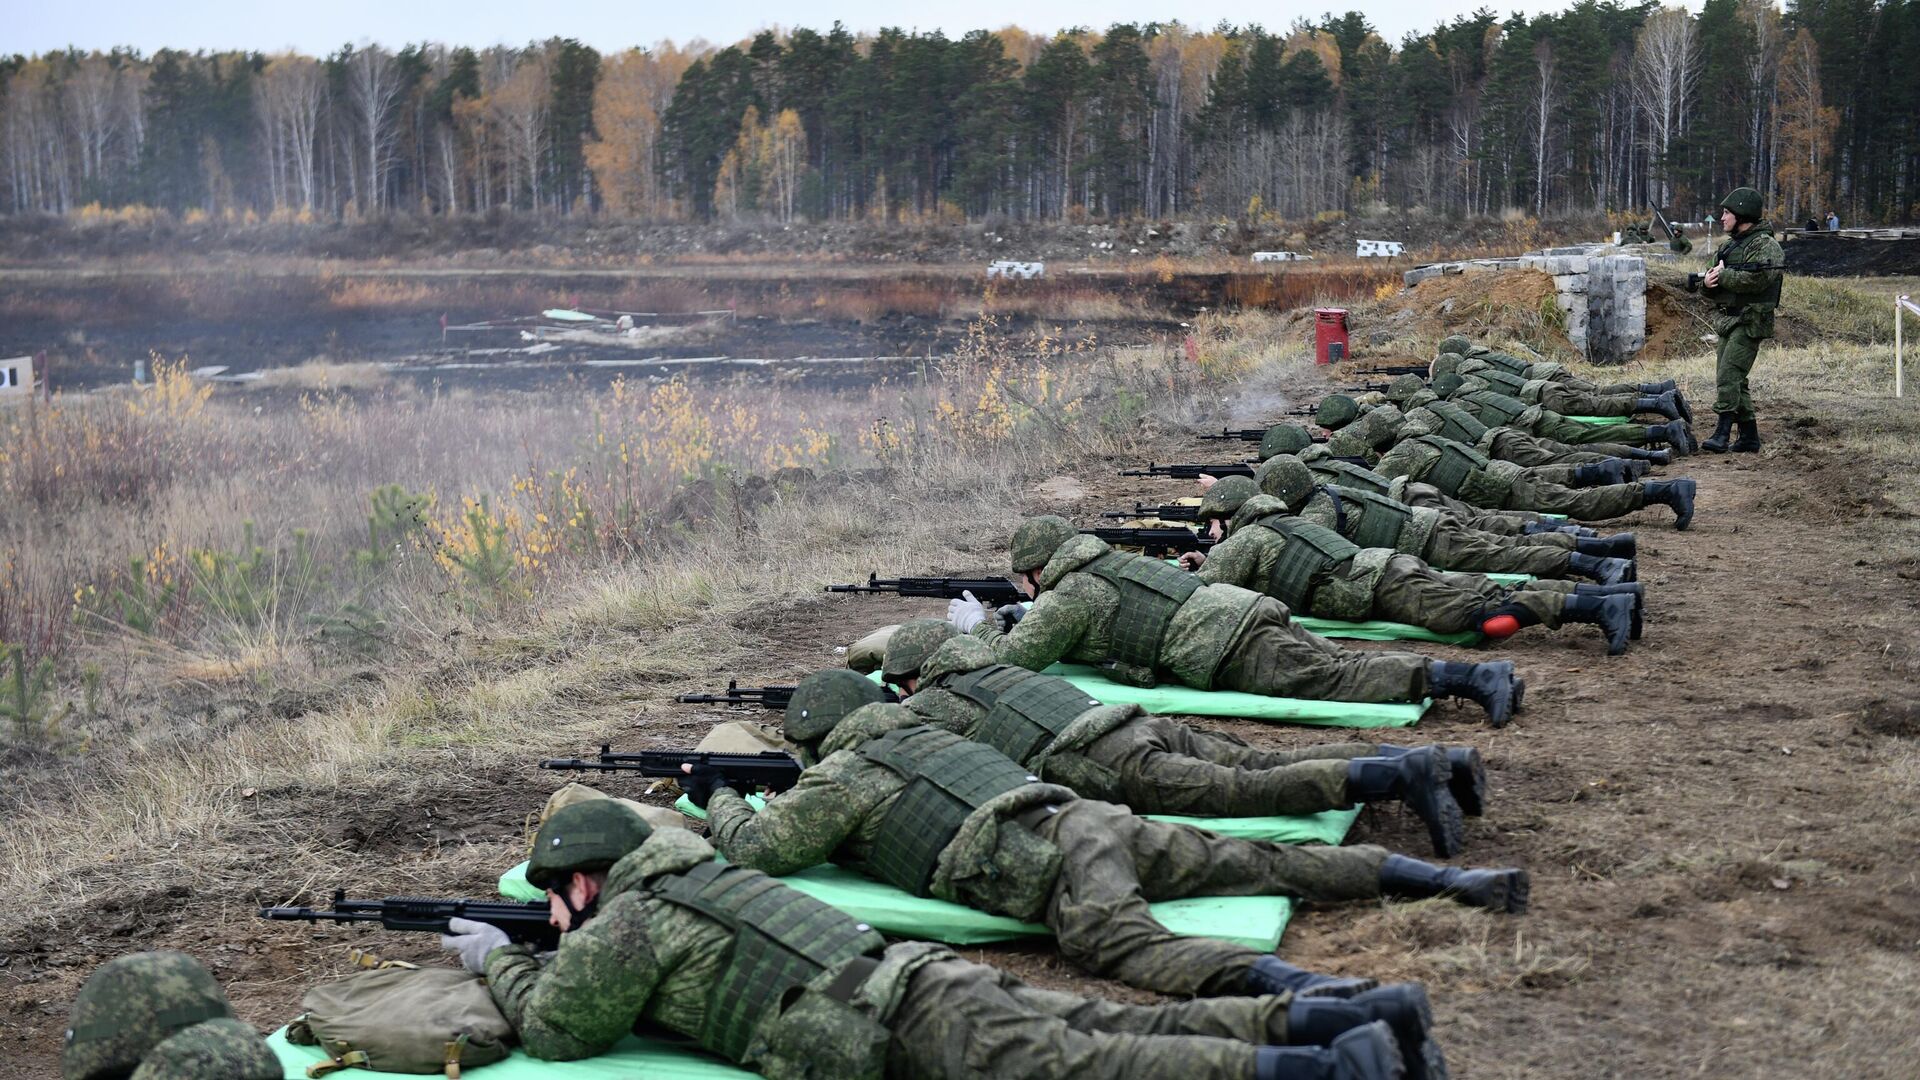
286;966;515;1077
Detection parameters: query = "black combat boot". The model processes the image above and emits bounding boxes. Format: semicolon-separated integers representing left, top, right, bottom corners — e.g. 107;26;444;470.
1619;445;1673;465
1245;955;1378;999
1701;412;1735;453
1377;745;1486;817
1520;520;1594;538
1558;592;1635;655
1637;379;1677;395
1648;419;1697;455
1570;460;1629;487
1255;1022;1406;1080
1289;986;1443;1080
1642;478;1697;530
1566;551;1635;584
1574;532;1636;559
1347;749;1465;858
1380;853;1531;914
1670;388;1694;423
1426;660;1520;728
1731;418;1762;453
1574;581;1644;639
1633;391;1684;422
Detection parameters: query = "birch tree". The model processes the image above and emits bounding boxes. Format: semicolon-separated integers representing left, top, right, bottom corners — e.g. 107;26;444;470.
1631;7;1700;206
344;44;404;214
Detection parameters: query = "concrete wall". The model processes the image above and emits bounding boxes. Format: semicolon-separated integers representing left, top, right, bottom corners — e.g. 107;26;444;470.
1402;244;1648;364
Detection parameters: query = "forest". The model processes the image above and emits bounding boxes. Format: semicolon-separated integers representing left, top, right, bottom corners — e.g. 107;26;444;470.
3;0;1916;229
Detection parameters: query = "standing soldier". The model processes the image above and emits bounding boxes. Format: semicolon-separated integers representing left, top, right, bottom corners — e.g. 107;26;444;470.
1700;187;1785;453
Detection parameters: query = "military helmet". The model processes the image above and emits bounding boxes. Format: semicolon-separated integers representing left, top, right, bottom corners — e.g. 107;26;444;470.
1258;423;1314;460
1718;187;1764;221
1256;456;1315;510
1197;475;1259;522
524;800;653;892
1429;353;1464;379
130;1017;280;1080
1313;395;1361;430
882;619;959;681
1437;334;1473;357
63;951;234;1080
1432;372;1466;398
783;669;889;744
1384;374;1427;404
1009;515;1078;573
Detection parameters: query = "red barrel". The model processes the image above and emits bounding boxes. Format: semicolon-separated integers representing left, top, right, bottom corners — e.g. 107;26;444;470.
1314;308;1349;365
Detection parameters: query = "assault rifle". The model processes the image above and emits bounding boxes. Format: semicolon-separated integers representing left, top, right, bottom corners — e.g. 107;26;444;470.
261;890;560;950
1083;527;1216;555
541;745;806;793
1351;363;1430;377
1119;462;1256;479
676;680;795;709
1099;503;1201;522
825;574;1026;606
1195;427;1330;444
1686;262;1788;293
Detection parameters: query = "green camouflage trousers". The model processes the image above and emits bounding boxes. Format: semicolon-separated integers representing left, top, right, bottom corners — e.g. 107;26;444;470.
1033;799;1389;996
1715;326;1762;420
1402;484;1564;536
1502;475;1646;521
1370;554;1571;634
1536;385;1639;417
1423;523;1578;577
1214;597;1431;703
1533;414;1653;447
1073;716;1375;817
1485;428;1614;467
887;953;1286;1079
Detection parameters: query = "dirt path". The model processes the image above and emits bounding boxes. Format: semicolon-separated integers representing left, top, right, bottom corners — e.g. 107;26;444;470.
3;390;1916;1078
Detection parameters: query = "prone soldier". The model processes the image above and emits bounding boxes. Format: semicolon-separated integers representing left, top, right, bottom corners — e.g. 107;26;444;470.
61;952;279;1080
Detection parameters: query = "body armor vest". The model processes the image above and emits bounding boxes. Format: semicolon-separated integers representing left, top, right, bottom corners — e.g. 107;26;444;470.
1412;435;1492;496
939;664;1104;766
1480;352;1532;377
1250;514;1360;609
1308;458;1393;495
1714;235;1784;311
1425;400;1488;445
1323;485;1417;551
654;862;885;1063
1081;551;1202;671
1475;368;1527;396
1458;390;1530;428
859;726;1041;897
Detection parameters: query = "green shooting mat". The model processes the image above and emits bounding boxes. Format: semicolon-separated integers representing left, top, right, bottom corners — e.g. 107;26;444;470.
500;858;1298;950
269;1026;754;1079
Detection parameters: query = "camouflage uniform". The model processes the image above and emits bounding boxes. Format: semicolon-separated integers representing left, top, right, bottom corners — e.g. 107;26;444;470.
62;951;279;1080
1195;495;1574;634
1448;388;1656;449
706;705;1389;997
907;635;1375;817
1704;222;1784;422
1395;400;1629;468
1375;435;1655;521
1294;444;1573;541
971;534;1434;704
1447;349;1649;397
1286;481;1585;578
488;828;1296;1077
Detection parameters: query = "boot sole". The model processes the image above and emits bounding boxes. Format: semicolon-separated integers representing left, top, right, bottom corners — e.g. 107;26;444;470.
1330;1021;1408;1080
1448;747;1487;817
1410;749;1466;858
1363;984;1438;1080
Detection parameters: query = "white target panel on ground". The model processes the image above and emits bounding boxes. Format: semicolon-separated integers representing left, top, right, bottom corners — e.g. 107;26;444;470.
0;356;32;395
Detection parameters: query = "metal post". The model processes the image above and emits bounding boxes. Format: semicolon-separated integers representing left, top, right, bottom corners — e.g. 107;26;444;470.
1898;295;1908;399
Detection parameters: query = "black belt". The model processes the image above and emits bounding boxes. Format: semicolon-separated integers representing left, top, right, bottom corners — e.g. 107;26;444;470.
822;955;882;1004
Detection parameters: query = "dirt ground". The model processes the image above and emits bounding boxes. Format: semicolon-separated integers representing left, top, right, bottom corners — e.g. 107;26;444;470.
4;363;1919;1077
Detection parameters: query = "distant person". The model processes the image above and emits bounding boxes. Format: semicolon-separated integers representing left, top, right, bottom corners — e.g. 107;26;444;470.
1805;217;1821;233
1827;211;1840;231
1701;187;1785;454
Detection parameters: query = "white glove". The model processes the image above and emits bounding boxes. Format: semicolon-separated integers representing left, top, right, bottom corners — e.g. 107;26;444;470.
946;590;988;633
441;916;510;974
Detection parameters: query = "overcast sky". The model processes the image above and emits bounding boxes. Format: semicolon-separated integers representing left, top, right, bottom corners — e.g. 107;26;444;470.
14;0;1711;57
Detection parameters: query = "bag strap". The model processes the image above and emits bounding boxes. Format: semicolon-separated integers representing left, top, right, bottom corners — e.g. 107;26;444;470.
444;1033;470;1079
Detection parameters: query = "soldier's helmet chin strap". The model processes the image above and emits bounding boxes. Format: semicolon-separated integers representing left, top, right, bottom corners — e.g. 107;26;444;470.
559;876;601;930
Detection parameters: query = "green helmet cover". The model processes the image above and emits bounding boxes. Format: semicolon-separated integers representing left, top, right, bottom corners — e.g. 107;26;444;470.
1429;353;1463;379
1313;395;1361;430
1432;372;1466;398
1258;423;1314;460
1385;374;1427;403
64;951;233;1080
883;619;960;680
525;800;654;892
1010;515;1078;573
1256;456;1315;510
1437;334;1473;356
129;1018;280;1080
784;669;889;744
1719;186;1763;221
1197;476;1259;521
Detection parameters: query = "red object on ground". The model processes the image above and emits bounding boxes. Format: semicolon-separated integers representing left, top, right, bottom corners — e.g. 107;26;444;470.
1314;308;1349;365
1481;614;1521;639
